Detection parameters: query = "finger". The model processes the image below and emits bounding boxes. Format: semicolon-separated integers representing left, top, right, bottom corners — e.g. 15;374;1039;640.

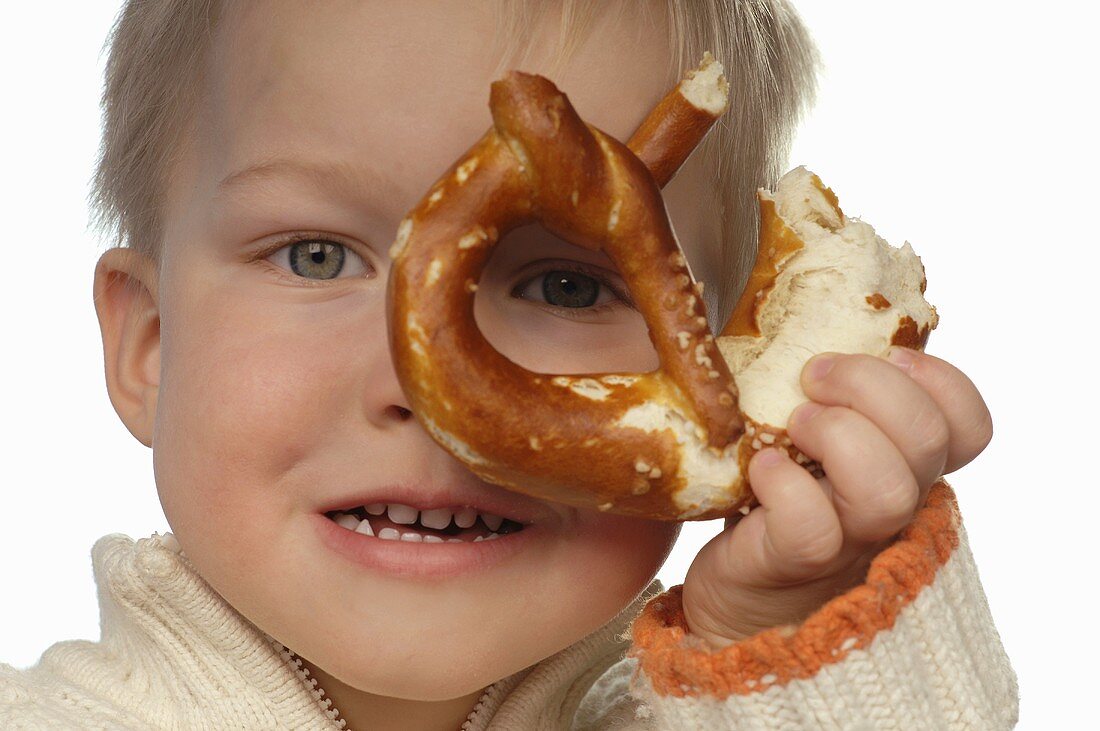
885;347;993;474
787;403;922;545
724;448;844;586
801;352;949;494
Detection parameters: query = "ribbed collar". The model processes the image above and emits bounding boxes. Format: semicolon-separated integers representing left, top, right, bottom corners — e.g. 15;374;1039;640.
46;532;661;730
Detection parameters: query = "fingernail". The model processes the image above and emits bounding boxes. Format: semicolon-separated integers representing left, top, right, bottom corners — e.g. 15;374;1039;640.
886;347;916;373
806;354;837;382
790;402;826;426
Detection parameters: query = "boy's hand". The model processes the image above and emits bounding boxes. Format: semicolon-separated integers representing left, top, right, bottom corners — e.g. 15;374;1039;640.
680;346;993;648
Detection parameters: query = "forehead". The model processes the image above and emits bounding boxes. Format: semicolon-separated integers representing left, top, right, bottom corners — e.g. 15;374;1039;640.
200;0;676;220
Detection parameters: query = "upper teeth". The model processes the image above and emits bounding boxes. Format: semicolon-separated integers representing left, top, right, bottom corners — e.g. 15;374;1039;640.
357;503;507;532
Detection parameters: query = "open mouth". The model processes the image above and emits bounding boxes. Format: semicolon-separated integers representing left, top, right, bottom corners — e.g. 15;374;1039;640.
323;504;526;543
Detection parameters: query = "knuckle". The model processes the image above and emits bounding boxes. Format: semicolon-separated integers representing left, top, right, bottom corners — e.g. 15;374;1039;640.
911;405;951;460
869;471;920;526
814;405;849;431
815;407;861;451
835;353;877;386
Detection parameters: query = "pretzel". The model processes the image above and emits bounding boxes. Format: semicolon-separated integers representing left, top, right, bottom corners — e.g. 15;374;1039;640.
387;54;938;521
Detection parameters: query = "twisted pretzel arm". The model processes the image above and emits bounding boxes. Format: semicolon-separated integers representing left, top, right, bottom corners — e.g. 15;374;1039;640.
627;52;731;188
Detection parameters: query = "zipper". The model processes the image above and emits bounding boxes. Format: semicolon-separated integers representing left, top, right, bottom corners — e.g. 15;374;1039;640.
271;639;349;729
460;678;506;730
271;638;498;731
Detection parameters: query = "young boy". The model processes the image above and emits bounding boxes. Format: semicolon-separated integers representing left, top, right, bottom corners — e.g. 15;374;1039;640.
0;1;1018;729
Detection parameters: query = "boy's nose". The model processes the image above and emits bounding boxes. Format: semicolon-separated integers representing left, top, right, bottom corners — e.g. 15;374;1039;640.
373;393;415;427
360;342;417;429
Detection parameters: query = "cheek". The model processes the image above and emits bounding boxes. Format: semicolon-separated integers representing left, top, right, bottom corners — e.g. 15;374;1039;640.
562;513;680;597
473;293;660;375
150;262;373;584
519;511;679;650
473;513;676;680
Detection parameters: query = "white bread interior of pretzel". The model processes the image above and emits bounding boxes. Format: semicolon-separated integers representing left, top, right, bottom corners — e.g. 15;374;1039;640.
679;52;728;114
715;166;939;437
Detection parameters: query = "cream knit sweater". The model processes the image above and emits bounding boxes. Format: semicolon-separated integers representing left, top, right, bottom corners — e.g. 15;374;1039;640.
0;480;1018;730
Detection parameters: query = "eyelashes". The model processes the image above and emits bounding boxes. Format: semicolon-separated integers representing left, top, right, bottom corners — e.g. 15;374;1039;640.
255;235;635;316
511;261;634;317
254;234;372;287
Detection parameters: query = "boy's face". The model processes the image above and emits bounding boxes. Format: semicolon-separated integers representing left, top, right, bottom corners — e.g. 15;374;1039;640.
137;0;720;702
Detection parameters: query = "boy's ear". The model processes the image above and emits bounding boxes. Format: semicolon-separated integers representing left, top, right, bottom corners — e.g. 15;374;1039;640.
92;247;161;447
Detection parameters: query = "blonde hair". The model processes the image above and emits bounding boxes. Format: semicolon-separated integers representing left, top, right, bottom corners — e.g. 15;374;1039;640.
92;0;821;330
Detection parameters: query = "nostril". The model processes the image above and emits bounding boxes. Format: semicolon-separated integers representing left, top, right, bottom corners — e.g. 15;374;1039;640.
392;405;413;420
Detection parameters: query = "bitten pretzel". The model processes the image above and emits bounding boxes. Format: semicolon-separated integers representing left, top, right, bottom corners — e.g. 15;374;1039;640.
387;54;937;521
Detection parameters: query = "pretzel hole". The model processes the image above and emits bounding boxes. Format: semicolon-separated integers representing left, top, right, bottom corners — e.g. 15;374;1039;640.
471;222;660;375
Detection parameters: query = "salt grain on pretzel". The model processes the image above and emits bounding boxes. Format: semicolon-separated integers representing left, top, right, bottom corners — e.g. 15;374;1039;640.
387;54;938;521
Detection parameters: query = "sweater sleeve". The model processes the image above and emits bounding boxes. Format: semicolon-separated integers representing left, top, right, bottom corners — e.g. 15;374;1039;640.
623;479;1019;730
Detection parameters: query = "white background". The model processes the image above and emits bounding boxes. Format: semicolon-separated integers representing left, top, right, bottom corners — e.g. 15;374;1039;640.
1;2;1095;727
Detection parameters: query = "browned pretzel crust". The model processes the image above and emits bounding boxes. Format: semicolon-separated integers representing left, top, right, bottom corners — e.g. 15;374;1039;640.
388;54;938;521
388;56;747;520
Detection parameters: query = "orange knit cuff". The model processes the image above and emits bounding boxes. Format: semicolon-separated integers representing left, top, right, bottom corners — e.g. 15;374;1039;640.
628;478;961;699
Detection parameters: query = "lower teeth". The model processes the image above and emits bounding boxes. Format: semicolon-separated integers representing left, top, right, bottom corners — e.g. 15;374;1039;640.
376;526;501;542
331;513;504;543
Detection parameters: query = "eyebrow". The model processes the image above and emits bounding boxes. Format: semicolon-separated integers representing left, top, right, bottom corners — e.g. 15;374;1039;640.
215;156;401;204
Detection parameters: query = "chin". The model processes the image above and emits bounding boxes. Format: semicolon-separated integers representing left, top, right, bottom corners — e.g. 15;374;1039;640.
304;641;524;701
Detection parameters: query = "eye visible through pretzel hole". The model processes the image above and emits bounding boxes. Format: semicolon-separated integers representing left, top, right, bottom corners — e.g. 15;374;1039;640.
472;222;660;376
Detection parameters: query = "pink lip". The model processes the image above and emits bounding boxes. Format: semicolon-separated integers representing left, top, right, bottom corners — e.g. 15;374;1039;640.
312;512;541;579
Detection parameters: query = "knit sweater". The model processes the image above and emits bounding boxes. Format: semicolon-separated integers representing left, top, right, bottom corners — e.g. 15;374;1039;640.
0;479;1018;730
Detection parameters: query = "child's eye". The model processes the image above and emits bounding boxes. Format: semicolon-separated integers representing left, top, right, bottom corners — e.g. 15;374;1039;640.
263;237;371;282
511;263;634;317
